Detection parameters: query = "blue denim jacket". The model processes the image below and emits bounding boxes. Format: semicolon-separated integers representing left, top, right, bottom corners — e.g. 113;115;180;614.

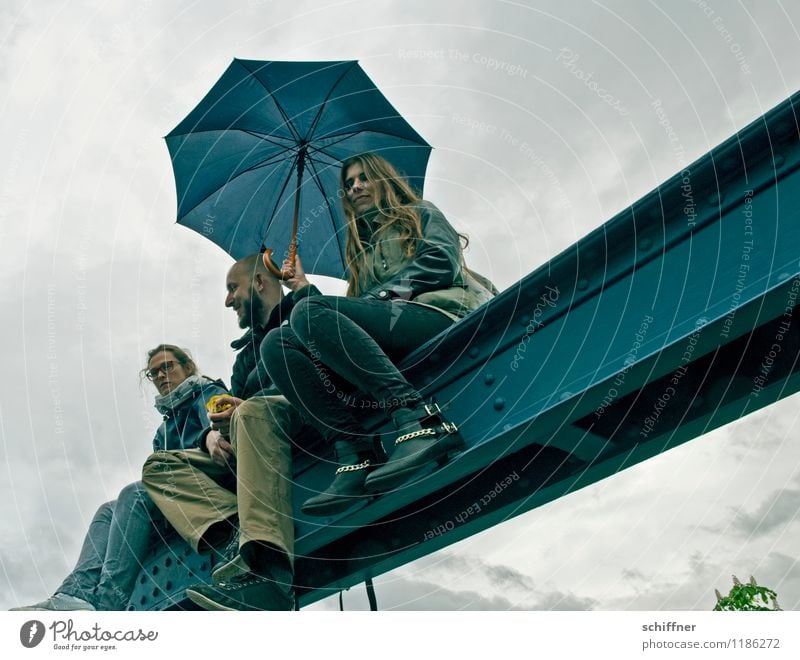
152;377;227;452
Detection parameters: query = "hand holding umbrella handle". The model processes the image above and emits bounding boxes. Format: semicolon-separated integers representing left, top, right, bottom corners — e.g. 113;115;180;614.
262;241;297;281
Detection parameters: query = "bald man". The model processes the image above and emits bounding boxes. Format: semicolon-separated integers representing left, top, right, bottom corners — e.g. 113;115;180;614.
143;254;321;611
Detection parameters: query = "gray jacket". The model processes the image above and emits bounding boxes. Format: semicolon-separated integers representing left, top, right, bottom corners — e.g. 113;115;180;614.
358;200;496;318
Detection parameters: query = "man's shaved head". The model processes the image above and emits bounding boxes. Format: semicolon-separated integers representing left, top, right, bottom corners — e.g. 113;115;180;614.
225;253;283;328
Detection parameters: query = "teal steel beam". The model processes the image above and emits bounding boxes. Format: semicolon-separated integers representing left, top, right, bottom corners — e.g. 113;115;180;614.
130;88;800;611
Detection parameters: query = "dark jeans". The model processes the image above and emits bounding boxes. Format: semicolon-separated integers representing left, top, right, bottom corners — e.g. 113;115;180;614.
57;480;170;610
262;295;453;444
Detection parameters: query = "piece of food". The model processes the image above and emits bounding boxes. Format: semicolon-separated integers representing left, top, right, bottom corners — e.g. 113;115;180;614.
206;395;233;413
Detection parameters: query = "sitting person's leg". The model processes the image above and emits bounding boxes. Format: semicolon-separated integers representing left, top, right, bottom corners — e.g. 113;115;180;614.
185;395;317;611
263;295;458;508
142;449;238;554
93;481;167;611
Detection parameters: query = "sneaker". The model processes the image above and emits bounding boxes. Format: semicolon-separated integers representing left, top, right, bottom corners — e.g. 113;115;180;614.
10;593;95;611
213;525;240;566
186;572;294;611
211;553;250;585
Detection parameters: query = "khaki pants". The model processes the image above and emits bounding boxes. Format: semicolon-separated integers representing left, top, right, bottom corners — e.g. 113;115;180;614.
142;395;311;565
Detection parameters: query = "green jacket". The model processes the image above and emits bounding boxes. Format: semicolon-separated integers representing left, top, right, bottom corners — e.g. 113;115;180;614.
357;200;496;319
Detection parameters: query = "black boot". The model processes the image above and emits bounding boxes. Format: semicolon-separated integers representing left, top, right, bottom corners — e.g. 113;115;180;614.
364;402;463;493
301;438;385;517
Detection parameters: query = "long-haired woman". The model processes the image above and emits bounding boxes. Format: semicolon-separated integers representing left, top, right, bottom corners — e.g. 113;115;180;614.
263;153;495;516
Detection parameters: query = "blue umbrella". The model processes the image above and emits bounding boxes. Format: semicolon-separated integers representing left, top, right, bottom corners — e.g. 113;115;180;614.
166;59;432;279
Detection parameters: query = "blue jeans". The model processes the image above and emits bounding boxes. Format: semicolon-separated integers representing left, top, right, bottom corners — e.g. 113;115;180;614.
57;481;170;610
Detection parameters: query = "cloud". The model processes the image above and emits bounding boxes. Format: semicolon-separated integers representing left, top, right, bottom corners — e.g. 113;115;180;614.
433;553;537;592
731;487;800;538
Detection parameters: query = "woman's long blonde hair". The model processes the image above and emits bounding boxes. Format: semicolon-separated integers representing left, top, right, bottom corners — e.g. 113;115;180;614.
340;153;423;296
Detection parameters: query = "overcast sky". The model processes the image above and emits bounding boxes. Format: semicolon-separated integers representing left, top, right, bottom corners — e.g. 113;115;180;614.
2;0;799;611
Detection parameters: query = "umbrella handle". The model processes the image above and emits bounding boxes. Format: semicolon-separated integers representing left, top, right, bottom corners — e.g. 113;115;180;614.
262;245;297;281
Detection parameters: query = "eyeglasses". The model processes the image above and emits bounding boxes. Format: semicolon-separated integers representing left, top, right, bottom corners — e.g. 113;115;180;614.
145;361;177;381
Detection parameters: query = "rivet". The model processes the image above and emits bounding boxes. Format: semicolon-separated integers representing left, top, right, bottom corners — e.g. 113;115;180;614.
468;347;480;359
639;237;652;250
493;397;506;411
484;373;496;385
520;316;530;326
708;192;722;206
773;154;785;168
576;278;589;291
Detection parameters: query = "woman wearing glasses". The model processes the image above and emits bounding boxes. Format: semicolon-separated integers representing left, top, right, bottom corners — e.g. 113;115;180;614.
12;344;226;611
264;152;496;516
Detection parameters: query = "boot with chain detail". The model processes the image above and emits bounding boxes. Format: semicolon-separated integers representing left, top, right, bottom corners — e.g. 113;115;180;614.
365;402;463;492
301;437;386;517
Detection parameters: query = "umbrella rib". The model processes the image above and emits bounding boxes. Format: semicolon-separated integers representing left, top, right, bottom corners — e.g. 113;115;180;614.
237;59;302;144
304;153;347;271
303;61;360;142
239;129;299;150
170;127;298;149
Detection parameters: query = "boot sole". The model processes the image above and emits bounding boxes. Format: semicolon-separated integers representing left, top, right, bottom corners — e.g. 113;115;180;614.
186;586;294;612
186;588;238;611
301;493;371;517
364;434;465;493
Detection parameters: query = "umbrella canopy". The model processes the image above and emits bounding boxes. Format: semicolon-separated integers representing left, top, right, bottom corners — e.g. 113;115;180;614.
166;59;432;278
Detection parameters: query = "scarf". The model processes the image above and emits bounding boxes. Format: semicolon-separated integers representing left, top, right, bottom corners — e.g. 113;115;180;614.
154;374;206;416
